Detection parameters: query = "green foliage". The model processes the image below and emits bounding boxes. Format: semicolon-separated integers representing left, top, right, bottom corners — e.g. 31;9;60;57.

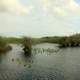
32;33;80;47
58;34;80;47
0;36;12;52
5;37;22;44
0;36;7;47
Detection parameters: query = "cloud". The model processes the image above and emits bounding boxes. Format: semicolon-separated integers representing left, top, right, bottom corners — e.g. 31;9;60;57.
40;0;80;17
53;6;67;16
0;0;34;15
40;0;51;11
66;0;80;12
40;0;67;16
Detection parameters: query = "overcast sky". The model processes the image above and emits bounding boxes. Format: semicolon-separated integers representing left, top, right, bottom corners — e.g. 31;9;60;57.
0;0;80;37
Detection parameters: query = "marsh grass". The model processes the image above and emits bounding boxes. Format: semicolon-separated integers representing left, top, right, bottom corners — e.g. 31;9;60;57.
32;48;59;54
22;37;32;54
0;37;12;52
0;33;80;53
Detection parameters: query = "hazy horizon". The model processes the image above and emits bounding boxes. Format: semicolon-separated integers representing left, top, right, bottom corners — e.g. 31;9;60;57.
0;0;80;37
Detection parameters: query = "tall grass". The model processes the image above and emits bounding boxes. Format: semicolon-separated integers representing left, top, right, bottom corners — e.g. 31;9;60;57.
0;36;12;52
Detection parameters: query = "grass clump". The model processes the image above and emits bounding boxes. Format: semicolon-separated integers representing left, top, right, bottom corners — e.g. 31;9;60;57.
22;37;32;55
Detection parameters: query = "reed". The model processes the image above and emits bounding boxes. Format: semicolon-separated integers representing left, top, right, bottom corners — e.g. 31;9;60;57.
32;48;59;53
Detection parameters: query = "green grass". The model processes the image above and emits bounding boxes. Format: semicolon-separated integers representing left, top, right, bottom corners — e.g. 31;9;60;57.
0;33;80;53
0;36;12;52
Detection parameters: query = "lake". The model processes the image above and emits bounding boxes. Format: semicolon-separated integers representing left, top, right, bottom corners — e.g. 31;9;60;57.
0;43;80;80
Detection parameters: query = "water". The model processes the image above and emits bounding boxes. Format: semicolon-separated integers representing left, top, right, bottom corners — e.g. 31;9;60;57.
0;43;80;80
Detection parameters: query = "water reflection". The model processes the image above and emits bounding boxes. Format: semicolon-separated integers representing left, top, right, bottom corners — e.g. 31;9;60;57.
0;52;8;64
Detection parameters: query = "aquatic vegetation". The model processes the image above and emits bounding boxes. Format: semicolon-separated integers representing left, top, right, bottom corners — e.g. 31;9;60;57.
27;64;32;68
32;48;59;54
22;37;32;55
24;64;27;67
11;57;32;69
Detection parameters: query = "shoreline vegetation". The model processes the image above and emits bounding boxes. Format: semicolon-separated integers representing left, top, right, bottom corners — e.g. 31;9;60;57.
0;33;80;53
31;33;80;48
0;37;12;53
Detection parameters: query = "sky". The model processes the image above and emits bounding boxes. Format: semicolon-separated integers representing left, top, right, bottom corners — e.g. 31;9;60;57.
0;0;80;37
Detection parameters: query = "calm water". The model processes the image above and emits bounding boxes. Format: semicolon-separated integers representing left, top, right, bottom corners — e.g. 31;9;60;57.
0;43;80;80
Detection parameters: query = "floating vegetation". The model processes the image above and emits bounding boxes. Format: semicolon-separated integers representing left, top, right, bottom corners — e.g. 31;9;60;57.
12;58;14;62
11;58;32;69
27;64;32;68
24;64;27;67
